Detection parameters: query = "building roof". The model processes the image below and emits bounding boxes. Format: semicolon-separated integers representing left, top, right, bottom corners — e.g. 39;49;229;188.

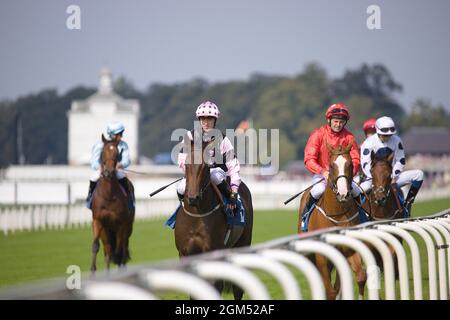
401;127;450;155
68;67;139;114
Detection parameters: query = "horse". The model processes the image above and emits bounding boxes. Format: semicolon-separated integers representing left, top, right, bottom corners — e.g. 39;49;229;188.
174;132;253;300
361;150;404;221
298;142;367;300
361;150;405;279
90;135;135;274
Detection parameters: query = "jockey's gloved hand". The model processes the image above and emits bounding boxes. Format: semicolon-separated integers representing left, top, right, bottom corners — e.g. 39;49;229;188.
228;192;238;210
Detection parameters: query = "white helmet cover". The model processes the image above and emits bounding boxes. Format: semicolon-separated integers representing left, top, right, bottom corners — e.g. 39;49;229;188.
195;101;220;119
375;116;397;135
107;121;125;136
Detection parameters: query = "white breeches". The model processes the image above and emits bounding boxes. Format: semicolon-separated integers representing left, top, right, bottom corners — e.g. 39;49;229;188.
177;167;226;195
310;174;361;199
90;169;126;182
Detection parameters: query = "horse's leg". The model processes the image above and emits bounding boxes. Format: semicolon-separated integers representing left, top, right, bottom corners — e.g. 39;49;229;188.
333;265;341;300
232;284;244;300
348;253;367;300
118;227;129;270
100;229;111;273
389;243;400;280
120;235;129;271
213;281;224;299
316;254;337;300
90;219;101;275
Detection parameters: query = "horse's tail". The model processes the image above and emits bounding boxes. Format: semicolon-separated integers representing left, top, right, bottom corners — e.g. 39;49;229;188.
107;230;130;265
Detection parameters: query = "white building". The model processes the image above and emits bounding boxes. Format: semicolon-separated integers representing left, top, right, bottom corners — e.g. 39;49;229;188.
67;67;140;165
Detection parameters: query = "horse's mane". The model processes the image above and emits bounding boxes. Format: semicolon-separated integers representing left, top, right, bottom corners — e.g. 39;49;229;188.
372;149;394;169
372;156;392;166
331;148;351;156
327;140;352;157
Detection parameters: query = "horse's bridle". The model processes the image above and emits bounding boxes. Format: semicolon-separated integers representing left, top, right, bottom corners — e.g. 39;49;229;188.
329;174;352;196
370;183;403;220
181;164;222;218
372;185;392;204
197;177;212;201
100;144;119;179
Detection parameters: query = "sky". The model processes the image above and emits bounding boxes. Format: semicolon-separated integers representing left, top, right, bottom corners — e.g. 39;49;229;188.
1;0;450;111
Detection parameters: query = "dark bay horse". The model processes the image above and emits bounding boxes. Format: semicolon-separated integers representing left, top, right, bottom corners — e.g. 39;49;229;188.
174;132;253;300
298;143;366;300
362;151;404;221
361;150;404;278
91;135;135;273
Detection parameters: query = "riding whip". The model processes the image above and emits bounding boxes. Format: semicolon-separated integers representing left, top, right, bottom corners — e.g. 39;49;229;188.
149;177;183;197
283;178;324;205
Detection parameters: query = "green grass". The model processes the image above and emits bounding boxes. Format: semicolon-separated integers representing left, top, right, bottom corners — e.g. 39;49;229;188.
0;197;449;299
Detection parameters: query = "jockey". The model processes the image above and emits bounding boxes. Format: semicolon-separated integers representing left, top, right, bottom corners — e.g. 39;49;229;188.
363;118;377;138
176;101;241;210
302;103;361;217
86;121;133;208
359;116;424;214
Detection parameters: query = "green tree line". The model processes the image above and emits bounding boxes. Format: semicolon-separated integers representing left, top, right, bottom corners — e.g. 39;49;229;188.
1;63;449;169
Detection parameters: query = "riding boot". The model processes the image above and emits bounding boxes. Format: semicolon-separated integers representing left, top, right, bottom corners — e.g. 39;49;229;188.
217;180;232;199
404;181;423;216
86;180;97;202
118;178;134;210
353;195;369;223
302;193;318;220
86;180;97;209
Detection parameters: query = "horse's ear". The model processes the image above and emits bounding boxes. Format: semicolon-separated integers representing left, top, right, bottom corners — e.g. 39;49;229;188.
387;152;394;163
343;143;353;154
186;130;193;142
202;139;208;150
102;134;107;143
325;140;333;154
370;150;375;161
112;134;121;145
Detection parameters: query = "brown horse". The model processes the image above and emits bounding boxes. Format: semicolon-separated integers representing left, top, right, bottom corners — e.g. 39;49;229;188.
174;132;253;300
362;151;404;221
361;150;404;278
298;143;366;300
91;135;135;273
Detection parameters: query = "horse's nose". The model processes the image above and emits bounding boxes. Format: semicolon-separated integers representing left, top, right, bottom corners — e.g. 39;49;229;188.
337;192;350;203
188;197;198;206
375;197;387;207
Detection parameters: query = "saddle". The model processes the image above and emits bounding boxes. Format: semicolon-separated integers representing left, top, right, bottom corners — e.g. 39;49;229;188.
165;180;246;248
301;192;368;232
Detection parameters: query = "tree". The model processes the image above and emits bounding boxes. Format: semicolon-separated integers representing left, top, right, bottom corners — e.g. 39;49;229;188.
114;76;142;100
0;62;421;171
403;98;450;131
330;64;405;129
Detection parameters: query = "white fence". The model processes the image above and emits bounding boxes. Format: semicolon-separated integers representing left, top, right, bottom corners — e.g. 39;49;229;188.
0;195;302;236
1;185;450;235
1;209;449;300
0;200;178;236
